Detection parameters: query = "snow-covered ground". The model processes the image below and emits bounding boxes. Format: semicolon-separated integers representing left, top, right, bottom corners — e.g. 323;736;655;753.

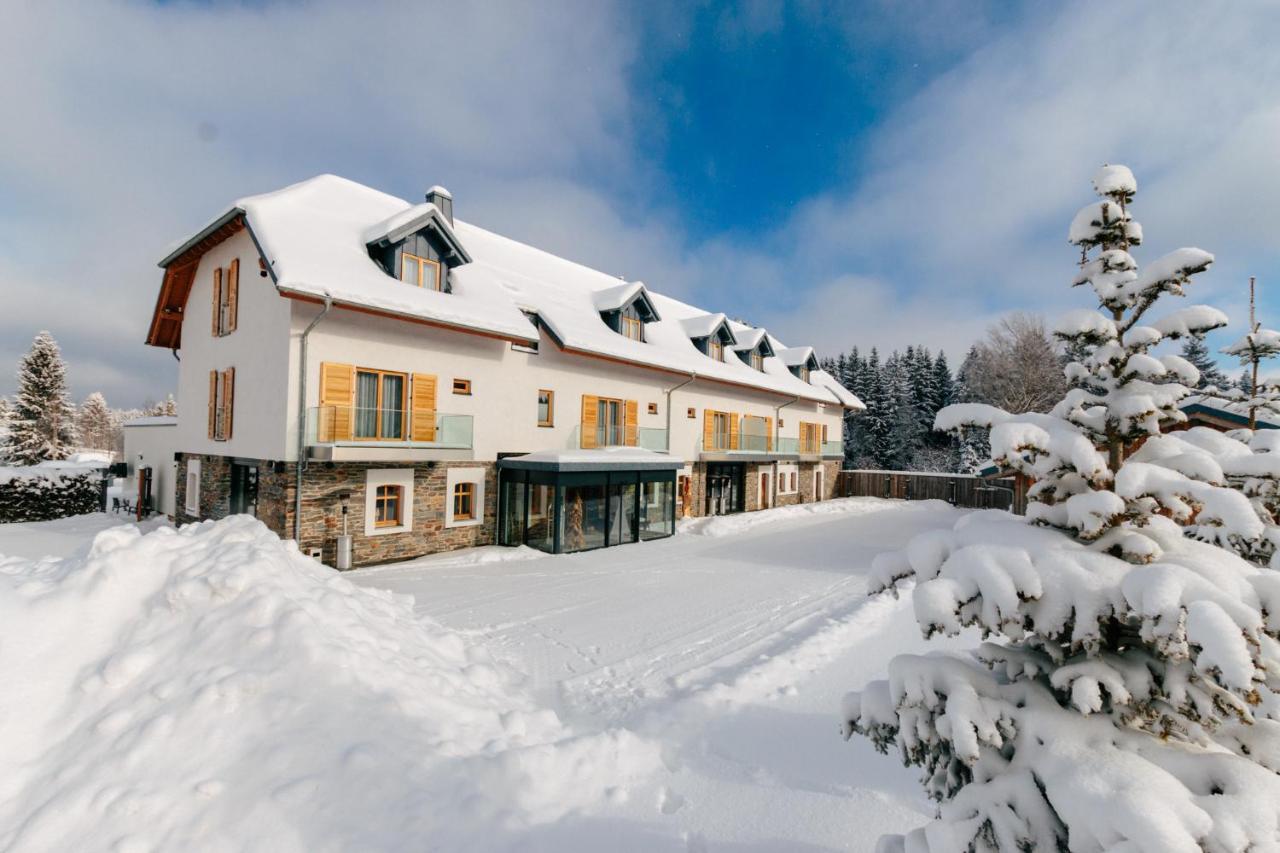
0;498;973;851
354;497;973;850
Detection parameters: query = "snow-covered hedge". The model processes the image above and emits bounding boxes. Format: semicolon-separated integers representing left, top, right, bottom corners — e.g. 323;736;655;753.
0;468;100;523
0;516;660;851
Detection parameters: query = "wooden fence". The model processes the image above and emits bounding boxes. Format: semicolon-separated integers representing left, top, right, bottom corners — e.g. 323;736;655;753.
836;469;1028;514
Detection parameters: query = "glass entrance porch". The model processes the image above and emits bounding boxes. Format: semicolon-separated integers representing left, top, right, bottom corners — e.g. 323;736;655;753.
498;462;678;555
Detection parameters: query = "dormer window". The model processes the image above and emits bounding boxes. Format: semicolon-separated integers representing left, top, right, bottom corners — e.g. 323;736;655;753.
620;304;645;342
750;351;764;371
401;252;442;291
709;340;724;362
799;366;810;383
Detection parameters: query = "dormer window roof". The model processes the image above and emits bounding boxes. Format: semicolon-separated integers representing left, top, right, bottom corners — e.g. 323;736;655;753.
595;281;660;342
730;326;775;371
363;202;470;264
777;346;819;382
681;313;737;362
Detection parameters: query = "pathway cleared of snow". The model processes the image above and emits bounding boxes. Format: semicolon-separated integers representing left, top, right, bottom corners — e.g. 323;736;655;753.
355;497;974;851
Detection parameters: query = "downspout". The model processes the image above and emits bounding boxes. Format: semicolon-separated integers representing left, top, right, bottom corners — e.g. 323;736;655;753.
294;293;333;542
664;372;697;453
774;394;801;451
768;394;798;504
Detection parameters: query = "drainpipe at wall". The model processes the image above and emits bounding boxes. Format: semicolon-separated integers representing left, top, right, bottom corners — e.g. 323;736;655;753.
663;372;697;454
772;395;803;506
294;293;333;542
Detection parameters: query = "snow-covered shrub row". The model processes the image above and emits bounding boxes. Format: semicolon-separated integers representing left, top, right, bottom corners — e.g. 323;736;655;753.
0;517;659;851
842;166;1280;851
0;468;100;522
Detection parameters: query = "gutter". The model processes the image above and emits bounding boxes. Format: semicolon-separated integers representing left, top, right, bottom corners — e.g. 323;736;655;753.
664;372;698;453
294;293;333;542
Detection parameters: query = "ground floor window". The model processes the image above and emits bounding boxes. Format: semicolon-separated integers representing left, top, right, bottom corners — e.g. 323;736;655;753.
453;482;475;520
705;462;745;516
375;484;403;527
499;468;676;554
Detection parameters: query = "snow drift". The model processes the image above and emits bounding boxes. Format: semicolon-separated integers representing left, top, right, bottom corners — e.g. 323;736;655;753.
0;517;659;852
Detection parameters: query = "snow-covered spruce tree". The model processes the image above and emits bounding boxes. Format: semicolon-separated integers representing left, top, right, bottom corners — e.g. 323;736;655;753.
1181;335;1230;391
76;392;114;452
842;166;1280;852
6;331;77;465
1222;327;1280;430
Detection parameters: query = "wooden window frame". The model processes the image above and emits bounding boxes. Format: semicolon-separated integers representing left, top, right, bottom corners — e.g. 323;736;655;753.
799;366;811;383
617;303;645;342
401;252;443;291
712;411;731;450
687;407;696;419
354;368;408;441
750;350;764;371
374;484;403;528
596;397;625;447
709;340;724;362
538;389;554;427
453;482;475;521
452;378;472;396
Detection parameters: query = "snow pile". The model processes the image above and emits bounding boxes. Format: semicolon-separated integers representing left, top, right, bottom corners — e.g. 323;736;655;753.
847;512;1280;852
0;517;660;851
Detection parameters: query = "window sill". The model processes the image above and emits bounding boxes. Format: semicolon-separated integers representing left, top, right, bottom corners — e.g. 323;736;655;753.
446;517;482;529
368;522;411;537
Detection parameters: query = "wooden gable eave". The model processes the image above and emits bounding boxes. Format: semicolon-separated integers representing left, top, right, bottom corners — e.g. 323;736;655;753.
145;211;247;349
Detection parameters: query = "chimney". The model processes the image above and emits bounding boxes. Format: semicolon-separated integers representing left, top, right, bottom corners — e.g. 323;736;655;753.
425;185;453;225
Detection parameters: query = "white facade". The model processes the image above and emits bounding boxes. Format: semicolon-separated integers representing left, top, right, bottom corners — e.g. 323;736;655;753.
121;418;181;516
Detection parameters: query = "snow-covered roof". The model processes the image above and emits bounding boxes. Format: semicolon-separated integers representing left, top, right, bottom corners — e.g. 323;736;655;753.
729;324;769;353
678;312;734;342
497;447;683;471
123;416;178;428
360;202;471;263
590;280;658;319
776;346;817;368
1180;394;1280;429
161;174;855;407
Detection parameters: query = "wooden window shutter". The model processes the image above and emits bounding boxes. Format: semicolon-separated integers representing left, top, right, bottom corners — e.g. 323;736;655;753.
624;400;638;446
729;412;740;450
221;368;235;440
226;258;239;333
411;373;438;441
207;369;218;439
318;362;355;442
210;267;222;336
703;409;714;449
822;423;828;443
580;395;599;449
765;416;774;452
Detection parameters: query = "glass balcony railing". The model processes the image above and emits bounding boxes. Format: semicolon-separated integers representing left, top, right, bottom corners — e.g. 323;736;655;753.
306;406;473;448
566;425;669;452
821;440;844;457
638;428;669;452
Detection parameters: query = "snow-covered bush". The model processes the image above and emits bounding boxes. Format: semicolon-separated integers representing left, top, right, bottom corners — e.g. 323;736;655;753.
0;468;100;522
842;166;1280;851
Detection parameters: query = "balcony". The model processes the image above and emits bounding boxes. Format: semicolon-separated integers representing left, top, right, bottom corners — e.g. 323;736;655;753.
305;406;473;462
566;426;669;452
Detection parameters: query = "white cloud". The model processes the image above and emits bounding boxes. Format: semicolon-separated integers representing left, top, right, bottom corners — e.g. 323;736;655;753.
2;0;1278;408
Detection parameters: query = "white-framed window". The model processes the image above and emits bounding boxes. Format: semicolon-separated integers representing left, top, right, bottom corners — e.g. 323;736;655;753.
777;463;798;494
445;467;485;528
365;468;414;536
185;458;201;515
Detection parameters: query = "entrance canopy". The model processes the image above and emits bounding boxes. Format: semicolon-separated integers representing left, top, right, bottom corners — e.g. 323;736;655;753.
498;447;683;473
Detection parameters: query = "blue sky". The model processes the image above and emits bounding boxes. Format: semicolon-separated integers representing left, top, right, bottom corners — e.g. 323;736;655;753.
2;0;1279;407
